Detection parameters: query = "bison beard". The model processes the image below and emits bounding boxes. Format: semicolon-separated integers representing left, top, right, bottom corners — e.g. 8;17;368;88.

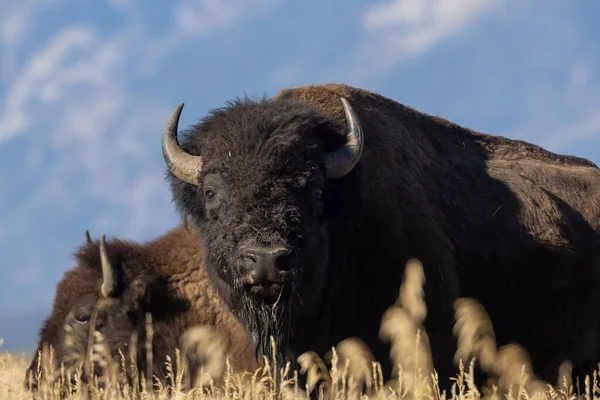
212;250;305;372
235;286;295;367
199;223;329;375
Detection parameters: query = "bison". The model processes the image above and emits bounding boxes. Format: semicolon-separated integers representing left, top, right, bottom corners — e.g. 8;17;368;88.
162;83;600;387
25;226;257;393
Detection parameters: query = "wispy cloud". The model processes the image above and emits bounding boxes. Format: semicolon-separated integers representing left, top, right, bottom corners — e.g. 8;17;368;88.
0;24;175;241
174;0;279;38
0;0;61;46
353;0;500;79
504;53;600;153
0;26;97;143
140;0;281;75
541;112;600;152
0;0;63;83
0;0;285;316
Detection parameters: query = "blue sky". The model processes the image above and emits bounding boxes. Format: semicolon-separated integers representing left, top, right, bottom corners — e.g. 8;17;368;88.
0;0;599;352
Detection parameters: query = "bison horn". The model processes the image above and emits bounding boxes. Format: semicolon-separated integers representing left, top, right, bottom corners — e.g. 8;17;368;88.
324;98;364;179
100;235;118;298
85;230;92;244
161;103;203;186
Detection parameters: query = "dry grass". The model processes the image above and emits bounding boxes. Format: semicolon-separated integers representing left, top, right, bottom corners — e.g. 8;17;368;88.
2;259;600;399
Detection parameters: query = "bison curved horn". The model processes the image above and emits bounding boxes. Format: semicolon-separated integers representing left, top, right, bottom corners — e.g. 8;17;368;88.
100;235;117;298
324;98;364;179
85;230;92;244
161;103;204;186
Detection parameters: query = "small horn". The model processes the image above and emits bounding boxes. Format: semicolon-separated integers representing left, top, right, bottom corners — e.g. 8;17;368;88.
161;103;203;186
100;235;117;298
85;230;92;244
324;98;364;179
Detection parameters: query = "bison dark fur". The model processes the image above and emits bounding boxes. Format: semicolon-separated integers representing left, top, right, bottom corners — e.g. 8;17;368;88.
25;226;256;392
163;83;600;388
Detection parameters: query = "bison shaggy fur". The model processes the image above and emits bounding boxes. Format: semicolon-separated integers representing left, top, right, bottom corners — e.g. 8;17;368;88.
25;226;256;392
163;83;600;388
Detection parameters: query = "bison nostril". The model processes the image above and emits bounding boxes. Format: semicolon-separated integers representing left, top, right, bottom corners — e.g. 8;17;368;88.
239;246;294;272
275;249;293;271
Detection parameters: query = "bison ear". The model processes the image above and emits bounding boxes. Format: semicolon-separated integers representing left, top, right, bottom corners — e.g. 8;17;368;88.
129;276;150;301
116;275;152;316
127;275;164;310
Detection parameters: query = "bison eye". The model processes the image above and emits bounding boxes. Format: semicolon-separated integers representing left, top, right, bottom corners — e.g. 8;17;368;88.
205;189;216;200
75;314;90;324
312;188;323;200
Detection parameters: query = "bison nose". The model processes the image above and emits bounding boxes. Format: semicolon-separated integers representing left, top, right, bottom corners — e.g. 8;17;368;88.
239;246;293;280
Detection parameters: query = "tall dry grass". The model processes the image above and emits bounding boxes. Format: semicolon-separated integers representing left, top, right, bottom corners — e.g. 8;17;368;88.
2;258;598;399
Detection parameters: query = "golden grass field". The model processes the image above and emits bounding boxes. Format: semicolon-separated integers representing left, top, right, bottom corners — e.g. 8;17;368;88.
1;259;598;399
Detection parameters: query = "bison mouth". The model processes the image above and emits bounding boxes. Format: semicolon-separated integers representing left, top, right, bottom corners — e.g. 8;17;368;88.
235;244;296;305
244;280;288;304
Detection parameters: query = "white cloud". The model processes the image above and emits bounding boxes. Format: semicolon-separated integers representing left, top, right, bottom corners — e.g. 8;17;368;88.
1;0;61;47
175;0;245;37
119;170;178;239
0;0;284;304
0;18;156;252
563;59;595;113
2;9;30;47
357;0;500;76
0;0;283;210
363;0;427;32
500;47;600;153
541;112;600;152
0;26;96;143
88;168;176;240
174;0;279;37
139;0;281;76
0;0;63;83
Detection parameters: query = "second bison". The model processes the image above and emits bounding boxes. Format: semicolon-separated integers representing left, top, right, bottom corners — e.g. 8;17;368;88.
25;226;256;392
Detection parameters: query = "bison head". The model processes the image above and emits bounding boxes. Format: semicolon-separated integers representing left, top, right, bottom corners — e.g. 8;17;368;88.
25;235;156;393
163;96;363;362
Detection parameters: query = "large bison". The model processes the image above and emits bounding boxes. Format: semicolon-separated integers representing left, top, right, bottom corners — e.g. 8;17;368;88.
25;226;256;392
162;83;600;386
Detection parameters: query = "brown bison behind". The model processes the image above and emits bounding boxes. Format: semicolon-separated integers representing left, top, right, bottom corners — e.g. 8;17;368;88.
162;82;600;388
25;226;257;393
